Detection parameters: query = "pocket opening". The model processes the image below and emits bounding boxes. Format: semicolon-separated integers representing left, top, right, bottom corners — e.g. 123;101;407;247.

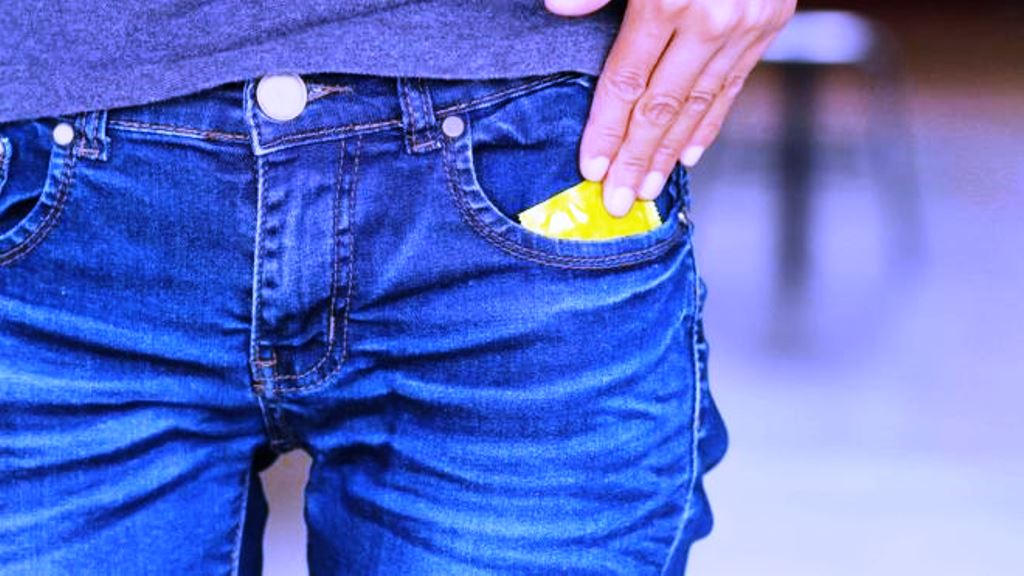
0;119;76;266
442;105;690;270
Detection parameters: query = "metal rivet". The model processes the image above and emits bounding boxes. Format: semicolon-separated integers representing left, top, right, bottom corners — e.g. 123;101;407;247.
52;122;75;146
677;210;689;225
256;73;308;122
441;115;465;138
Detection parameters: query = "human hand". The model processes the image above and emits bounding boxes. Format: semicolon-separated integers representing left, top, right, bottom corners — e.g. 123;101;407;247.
545;0;796;217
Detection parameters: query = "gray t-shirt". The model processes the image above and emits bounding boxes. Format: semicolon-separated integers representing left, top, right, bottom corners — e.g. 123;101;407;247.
0;0;625;123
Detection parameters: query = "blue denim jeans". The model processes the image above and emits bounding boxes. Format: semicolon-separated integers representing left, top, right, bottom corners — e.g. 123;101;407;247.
0;71;727;574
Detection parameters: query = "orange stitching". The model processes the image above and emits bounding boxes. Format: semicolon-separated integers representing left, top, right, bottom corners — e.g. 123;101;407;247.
433;72;581;118
441;130;687;270
251;143;341;383
260;119;402;150
251;150;272;378
253;136;360;390
107;119;249;142
306;83;354;104
0;148;77;267
269;136;360;393
106;73;583;152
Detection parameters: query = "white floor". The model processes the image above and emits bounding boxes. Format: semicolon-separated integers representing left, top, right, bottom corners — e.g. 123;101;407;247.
685;72;1024;576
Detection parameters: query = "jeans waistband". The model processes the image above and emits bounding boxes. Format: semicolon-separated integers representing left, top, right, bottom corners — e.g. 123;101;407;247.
86;71;587;157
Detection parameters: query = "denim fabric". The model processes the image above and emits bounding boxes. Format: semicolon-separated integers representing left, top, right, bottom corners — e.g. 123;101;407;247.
0;71;727;574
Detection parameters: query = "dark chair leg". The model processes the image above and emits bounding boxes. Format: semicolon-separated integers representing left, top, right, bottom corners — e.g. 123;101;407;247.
864;33;923;274
779;64;818;296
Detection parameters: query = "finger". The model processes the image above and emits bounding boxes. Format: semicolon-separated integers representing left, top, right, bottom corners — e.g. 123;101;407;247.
638;36;769;195
578;1;676;214
679;33;776;169
544;0;614;16
640;6;795;187
605;25;741;205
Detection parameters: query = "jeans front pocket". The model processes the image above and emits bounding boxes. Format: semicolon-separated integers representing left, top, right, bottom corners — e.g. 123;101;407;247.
0;118;76;267
441;72;691;271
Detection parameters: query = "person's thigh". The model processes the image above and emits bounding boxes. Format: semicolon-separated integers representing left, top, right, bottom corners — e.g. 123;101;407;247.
0;113;266;573
288;75;728;575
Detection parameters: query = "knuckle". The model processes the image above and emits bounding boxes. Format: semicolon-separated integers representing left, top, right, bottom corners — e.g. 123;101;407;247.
657;0;690;16
699;120;723;139
654;143;683;166
724;73;747;97
773;3;798;30
740;7;771;32
685;89;716;115
659;128;688;153
701;22;730;42
638;93;685;127
592;121;627;144
783;0;798;19
615;151;651;174
701;11;740;41
604;68;648;103
736;14;755;32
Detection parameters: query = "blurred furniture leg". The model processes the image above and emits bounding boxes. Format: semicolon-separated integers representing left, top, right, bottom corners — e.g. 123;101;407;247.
779;63;817;292
763;11;920;296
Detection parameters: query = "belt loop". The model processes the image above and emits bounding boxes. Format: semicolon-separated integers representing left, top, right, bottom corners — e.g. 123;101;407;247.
72;110;110;162
396;78;441;155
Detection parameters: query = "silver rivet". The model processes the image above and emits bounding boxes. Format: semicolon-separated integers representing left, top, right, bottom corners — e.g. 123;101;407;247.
441;115;465;138
52;122;75;146
256;73;308;121
677;210;689;225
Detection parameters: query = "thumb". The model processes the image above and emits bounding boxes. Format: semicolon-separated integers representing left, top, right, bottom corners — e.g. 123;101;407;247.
544;0;615;17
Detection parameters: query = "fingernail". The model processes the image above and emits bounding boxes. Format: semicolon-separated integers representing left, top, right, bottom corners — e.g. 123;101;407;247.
638;171;666;200
681;146;705;168
605;185;635;218
582;156;610;181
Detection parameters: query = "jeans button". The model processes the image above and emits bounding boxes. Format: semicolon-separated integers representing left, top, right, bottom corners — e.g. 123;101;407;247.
52;122;75;146
256;73;308;121
441;115;465;138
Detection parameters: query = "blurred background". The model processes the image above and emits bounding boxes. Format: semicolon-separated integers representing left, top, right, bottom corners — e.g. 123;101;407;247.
261;1;1024;574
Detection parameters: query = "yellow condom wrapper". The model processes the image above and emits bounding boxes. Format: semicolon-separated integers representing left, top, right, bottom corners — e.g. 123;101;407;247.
517;180;662;241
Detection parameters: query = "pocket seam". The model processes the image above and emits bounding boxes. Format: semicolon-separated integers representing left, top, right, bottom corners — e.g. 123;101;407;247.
441;129;688;271
0;141;77;267
0;137;11;193
433;71;593;120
